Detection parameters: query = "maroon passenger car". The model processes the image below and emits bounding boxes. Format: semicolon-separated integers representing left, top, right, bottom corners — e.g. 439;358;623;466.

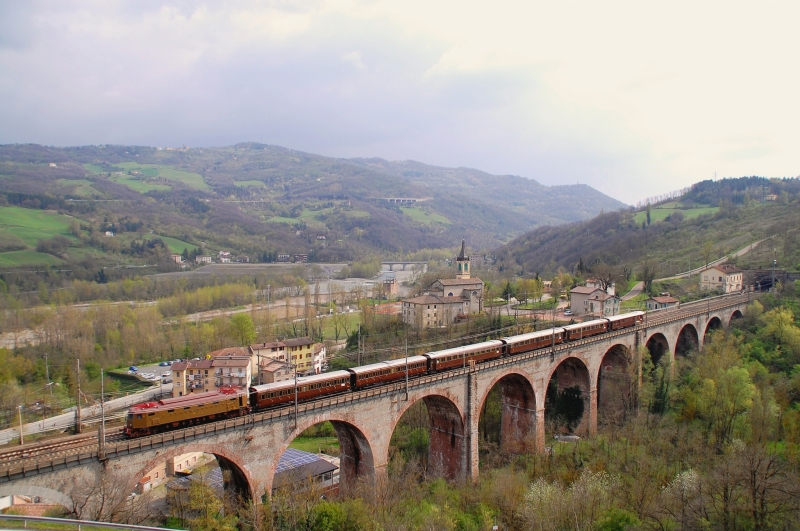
502;329;564;355
606;311;644;330
424;341;503;372
250;370;351;409
349;357;428;389
562;319;609;341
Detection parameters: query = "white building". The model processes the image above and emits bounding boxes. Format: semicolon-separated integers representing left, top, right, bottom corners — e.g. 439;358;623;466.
699;264;743;293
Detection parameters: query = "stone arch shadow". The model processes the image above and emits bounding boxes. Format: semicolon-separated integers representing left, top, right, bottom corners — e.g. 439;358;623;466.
273;415;375;497
597;344;633;424
393;392;466;482
645;333;670;366
478;371;538;455
130;443;253;502
0;485;73;511
676;324;699;356
704;316;723;340
546;356;591;436
729;309;743;325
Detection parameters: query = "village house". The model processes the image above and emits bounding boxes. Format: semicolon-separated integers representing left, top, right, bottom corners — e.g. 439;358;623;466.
195;255;212;264
699;264;743;293
569;286;621;317
170;354;252;397
258;358;293;384
170;254;184;264
645;295;680;310
585;278;616;296
250;337;326;378
402;240;484;329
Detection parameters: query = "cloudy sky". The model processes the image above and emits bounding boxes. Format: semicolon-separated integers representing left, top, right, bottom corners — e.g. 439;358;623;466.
1;1;798;203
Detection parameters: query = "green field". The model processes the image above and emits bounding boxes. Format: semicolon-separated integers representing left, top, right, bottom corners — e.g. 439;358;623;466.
234;180;266;188
142;234;198;254
401;206;451;225
288;436;340;453
57;179;102;197
0;206;76;246
110;174;172;193
116;162;209;190
266;216;299;225
0;250;65;267
83;163;106;174
633;203;719;225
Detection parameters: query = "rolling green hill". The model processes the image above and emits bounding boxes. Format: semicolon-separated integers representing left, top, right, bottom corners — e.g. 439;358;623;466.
495;177;800;279
0;142;626;273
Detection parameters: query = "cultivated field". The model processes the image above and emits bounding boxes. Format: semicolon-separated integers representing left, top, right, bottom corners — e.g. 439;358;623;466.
0;206;75;246
401;206;452;225
633;201;719;224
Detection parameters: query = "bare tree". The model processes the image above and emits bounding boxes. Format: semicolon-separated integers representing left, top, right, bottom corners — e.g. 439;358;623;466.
590;262;622;293
70;469;154;524
640;259;657;296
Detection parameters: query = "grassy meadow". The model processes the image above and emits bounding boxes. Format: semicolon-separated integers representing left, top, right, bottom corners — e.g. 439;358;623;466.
401;206;451;225
141;234;198;254
116;162;209;190
0;206;76;246
633;201;719;224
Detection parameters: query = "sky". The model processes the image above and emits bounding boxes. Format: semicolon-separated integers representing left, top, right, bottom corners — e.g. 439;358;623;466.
1;1;798;204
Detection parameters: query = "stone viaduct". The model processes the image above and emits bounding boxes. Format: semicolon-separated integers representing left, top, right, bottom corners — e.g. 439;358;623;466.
0;294;753;512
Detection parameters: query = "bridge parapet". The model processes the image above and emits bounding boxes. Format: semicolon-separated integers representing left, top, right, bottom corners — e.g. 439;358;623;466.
0;294;756;505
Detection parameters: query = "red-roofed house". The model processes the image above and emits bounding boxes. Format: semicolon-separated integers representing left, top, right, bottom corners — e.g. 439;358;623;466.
699;264;743;293
645;296;680;310
569;286;621;317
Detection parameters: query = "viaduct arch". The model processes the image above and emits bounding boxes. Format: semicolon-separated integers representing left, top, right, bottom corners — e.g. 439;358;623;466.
477;371;538;454
0;295;755;506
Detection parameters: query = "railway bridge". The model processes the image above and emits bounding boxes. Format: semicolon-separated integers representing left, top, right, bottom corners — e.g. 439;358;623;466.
0;294;754;511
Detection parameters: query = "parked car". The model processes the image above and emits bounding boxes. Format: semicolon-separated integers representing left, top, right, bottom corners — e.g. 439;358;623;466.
129;366;138;372
159;361;169;367
162;371;171;377
563;309;573;316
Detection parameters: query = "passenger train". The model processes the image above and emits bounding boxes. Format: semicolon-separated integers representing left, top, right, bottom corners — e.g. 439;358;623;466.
124;311;644;437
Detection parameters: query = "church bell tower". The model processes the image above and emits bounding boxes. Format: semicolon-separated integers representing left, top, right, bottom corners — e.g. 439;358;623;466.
456;239;470;280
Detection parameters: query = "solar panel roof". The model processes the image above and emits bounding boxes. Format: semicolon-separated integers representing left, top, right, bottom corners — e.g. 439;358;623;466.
275;448;328;474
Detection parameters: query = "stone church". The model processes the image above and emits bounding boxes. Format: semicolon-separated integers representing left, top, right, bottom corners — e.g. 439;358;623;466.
401;240;485;328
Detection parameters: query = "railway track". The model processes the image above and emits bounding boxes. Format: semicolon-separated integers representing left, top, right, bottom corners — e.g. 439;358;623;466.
0;428;125;464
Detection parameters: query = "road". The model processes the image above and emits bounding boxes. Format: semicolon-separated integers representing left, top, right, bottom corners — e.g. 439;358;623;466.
657;236;773;281
621;282;644;300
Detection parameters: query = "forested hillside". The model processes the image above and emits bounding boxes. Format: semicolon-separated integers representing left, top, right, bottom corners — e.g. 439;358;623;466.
495;177;800;278
0;143;624;277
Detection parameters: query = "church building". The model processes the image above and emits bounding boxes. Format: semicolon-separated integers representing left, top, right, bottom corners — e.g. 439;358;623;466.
401;240;484;328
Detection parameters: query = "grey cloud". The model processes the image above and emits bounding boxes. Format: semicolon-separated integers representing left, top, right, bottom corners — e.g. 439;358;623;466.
0;2;656;202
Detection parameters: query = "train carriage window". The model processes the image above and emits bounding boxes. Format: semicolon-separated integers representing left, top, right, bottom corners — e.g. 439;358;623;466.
149;413;155;416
